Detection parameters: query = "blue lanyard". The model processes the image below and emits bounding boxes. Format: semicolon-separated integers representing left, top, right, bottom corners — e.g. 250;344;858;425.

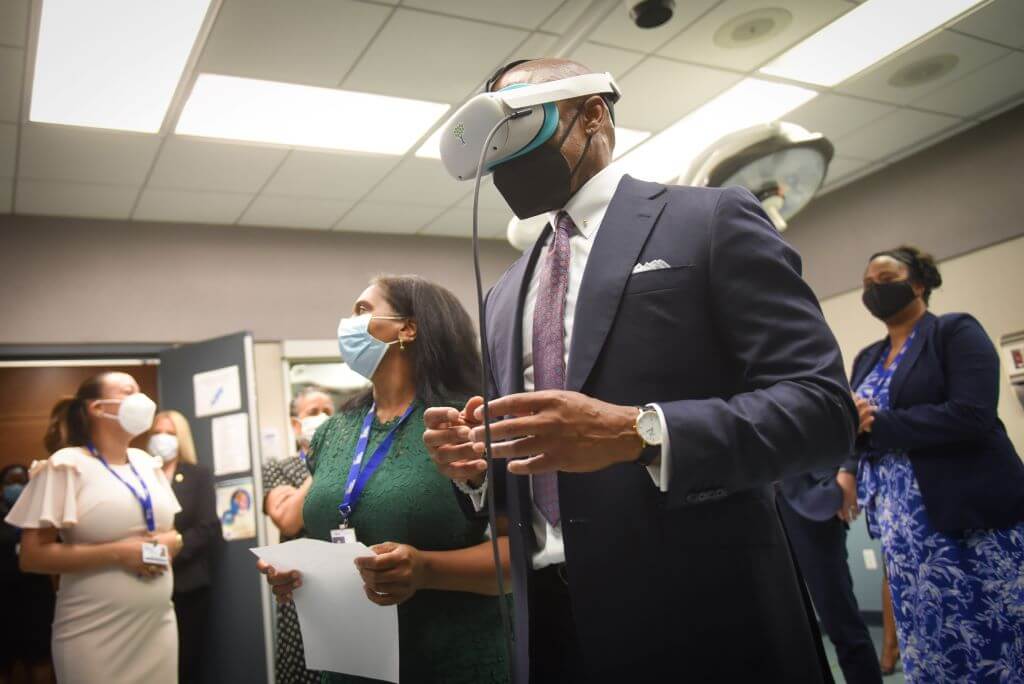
862;329;917;400
338;403;415;524
297;448;307;466
87;444;156;533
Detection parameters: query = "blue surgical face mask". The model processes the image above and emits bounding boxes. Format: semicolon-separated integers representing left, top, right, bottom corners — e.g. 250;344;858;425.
337;314;403;380
3;483;24;506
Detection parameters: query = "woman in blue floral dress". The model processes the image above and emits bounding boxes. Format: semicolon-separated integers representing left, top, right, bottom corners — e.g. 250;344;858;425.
850;246;1024;683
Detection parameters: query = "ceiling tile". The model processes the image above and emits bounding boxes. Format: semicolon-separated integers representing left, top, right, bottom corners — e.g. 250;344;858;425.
544;0;592;35
133;188;251;224
15;180;137;219
658;0;852;72
614;57;741;131
364;157;473;207
19;125;160;185
785;93;894;141
504;31;560;64
913;51;1024;118
239;195;353;230
0;123;15;177
0;0;29;47
335;201;441;234
951;0;1024;49
263;150;399;200
836;30;1010;106
149;137;288;193
823;155;873;186
0;47;23;123
834;109;960;162
199;0;392;87
569;42;645;79
0;177;11;213
420;205;509;239
456;178;510;212
401;0;563;30
588;0;718;53
343;9;529;102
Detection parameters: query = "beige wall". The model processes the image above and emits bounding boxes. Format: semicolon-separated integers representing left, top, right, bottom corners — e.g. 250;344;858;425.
0;214;520;344
819;236;1024;452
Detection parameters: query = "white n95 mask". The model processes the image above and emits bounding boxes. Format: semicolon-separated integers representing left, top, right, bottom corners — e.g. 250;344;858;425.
96;393;157;437
337;314;399;380
148;433;179;461
300;413;329;443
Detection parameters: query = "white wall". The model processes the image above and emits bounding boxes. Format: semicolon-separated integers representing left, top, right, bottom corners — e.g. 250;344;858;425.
819;235;1024;452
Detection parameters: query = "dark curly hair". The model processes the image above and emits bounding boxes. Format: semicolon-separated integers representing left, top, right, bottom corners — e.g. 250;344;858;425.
869;245;943;304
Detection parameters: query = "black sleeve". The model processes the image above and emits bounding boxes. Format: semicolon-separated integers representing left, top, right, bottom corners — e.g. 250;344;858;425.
659;187;858;507
176;465;223;564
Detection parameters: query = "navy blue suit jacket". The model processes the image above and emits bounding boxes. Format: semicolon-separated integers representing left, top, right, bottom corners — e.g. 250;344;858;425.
851;311;1024;533
472;177;856;681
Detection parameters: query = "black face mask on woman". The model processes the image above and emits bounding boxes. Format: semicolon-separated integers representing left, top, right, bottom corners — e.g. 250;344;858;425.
862;280;917;320
492;107;591;219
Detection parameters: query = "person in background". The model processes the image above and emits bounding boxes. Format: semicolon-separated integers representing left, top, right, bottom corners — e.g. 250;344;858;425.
776;469;882;684
5;372;182;684
260;385;334;684
258;275;511;684
149;409;222;684
852;246;1024;682
0;464;55;684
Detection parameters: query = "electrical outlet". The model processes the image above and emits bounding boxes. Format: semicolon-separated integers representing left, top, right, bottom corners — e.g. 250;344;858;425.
863;548;878;570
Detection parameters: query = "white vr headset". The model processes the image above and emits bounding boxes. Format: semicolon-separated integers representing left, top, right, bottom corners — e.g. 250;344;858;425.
438;72;620;181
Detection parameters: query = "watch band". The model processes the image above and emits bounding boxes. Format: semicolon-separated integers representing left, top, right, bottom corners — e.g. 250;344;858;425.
636;443;660;466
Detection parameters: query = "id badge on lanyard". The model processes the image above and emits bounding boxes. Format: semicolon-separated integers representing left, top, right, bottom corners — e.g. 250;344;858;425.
333;403;414;543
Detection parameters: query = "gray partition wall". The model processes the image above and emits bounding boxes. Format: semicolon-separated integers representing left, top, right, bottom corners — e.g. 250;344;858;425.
159;332;272;684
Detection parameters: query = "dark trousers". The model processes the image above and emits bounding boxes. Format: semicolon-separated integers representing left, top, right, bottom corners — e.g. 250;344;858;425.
778;496;883;684
528;564;586;684
174;587;211;684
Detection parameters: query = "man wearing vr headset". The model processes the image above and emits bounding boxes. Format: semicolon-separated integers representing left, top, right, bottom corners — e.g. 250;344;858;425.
425;58;857;683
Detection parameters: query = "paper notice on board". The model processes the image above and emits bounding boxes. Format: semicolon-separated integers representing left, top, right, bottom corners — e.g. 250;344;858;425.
211;412;251;476
251;539;399;682
193;365;242;418
216;477;256;541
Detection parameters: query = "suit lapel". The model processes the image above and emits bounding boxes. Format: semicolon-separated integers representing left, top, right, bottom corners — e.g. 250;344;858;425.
889;312;935;406
488;225;549;396
566;176;667;392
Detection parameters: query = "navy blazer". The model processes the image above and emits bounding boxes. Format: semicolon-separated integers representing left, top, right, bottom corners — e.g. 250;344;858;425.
851;311;1024;534
779;468;845;522
470;177;856;682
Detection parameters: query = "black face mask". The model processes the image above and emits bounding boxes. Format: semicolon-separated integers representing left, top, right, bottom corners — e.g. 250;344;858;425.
492;107;591;219
862;280;917;320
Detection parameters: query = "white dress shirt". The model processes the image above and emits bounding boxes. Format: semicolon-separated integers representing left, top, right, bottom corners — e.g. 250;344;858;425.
465;164;671;569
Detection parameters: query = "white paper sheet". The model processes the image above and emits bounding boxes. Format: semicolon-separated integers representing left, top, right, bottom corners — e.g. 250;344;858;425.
211;412;250;476
193;365;242;417
252;539;399;682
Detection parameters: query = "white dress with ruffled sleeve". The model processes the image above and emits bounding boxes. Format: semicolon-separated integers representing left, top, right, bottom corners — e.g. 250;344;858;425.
5;447;182;684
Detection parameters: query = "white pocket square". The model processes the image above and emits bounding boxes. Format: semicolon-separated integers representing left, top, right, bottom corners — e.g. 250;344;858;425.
632;259;672;274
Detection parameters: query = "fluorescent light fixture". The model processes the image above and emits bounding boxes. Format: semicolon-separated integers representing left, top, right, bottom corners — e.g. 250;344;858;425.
612;128;651;159
414;127;446;159
760;0;986;87
31;0;210;132
416;125;650;159
615;78;818;183
178;74;450;155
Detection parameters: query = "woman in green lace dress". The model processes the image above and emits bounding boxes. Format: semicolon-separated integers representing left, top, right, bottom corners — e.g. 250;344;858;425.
259;276;510;684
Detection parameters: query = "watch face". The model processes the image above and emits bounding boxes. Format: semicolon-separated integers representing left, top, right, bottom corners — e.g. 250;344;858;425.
638;411;661;444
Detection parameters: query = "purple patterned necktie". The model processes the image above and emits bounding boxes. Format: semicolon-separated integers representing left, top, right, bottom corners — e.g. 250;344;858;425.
531;211;574;527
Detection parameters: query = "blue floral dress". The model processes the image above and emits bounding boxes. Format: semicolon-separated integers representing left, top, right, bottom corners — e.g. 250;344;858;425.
856;331;1024;683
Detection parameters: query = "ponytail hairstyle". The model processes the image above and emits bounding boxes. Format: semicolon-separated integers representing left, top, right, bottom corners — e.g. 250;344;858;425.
44;373;111;453
869;245;943;304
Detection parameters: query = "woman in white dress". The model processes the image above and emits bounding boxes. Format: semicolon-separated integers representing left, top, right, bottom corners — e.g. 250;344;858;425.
5;372;183;684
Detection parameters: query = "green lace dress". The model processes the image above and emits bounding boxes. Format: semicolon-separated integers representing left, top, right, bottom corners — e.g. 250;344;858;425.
303;401;509;684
